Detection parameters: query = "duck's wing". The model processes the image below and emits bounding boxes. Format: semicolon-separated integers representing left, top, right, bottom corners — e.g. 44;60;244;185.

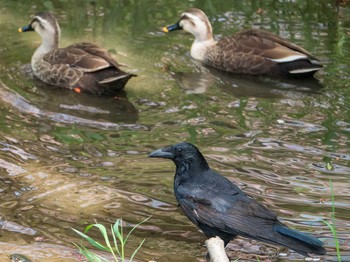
205;29;321;76
235;29;320;62
43;43;116;73
69;42;123;68
205;39;278;75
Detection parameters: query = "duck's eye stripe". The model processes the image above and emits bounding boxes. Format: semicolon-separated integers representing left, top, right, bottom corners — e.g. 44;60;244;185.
181;15;190;20
31;18;39;24
180;14;196;27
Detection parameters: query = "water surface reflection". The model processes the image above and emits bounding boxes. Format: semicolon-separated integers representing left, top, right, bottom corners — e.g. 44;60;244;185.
0;1;349;262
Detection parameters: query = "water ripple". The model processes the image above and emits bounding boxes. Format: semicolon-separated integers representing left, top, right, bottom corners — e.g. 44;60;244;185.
0;141;36;160
0;80;148;131
0;158;27;176
277;119;328;132
246;138;350;160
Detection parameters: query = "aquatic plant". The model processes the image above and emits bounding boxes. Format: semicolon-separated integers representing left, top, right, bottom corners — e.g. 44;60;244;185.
72;217;149;262
322;173;341;262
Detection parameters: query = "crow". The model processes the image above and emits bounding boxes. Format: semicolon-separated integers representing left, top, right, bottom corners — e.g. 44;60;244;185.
149;142;326;257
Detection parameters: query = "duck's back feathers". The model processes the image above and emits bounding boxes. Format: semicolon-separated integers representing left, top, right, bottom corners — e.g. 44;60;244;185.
69;42;123;68
40;42;135;95
205;29;322;77
163;8;322;78
237;29;317;60
45;45;110;72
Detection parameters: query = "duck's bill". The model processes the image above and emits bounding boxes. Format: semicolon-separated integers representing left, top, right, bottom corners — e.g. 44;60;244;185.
162;22;181;33
18;24;34;33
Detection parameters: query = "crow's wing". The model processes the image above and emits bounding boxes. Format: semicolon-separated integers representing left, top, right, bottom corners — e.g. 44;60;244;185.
176;179;278;237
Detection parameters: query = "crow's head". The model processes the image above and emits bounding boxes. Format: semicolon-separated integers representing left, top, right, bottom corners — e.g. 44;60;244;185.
149;142;209;171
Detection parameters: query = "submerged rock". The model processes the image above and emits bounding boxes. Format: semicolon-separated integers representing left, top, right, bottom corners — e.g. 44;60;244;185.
10;254;32;262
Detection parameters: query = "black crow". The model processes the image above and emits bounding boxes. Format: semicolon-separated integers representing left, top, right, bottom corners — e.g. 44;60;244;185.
149;142;326;256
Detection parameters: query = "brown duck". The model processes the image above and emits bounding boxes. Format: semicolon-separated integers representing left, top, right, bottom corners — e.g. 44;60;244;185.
163;8;322;78
19;12;136;95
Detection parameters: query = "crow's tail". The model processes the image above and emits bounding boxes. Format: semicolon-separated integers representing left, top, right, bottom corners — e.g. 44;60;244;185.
271;224;326;256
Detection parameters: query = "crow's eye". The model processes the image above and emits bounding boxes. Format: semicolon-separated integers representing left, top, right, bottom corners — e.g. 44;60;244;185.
177;148;182;153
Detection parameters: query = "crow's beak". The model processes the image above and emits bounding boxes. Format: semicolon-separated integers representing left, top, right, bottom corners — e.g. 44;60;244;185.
149;148;174;159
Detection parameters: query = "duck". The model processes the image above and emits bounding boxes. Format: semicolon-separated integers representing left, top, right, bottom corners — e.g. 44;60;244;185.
19;12;136;95
162;8;322;78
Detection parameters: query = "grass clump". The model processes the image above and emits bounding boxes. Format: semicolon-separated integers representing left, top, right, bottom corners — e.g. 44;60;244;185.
72;217;149;262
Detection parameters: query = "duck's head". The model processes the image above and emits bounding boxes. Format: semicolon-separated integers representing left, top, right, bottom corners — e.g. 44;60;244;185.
163;8;213;42
19;12;60;46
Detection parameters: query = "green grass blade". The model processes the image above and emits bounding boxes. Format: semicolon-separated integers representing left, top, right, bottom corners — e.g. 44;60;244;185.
124;216;150;245
129;239;146;262
329;178;336;222
322;220;341;261
323;220;335;235
113;219;124;243
81;248;102;262
326;178;342;262
111;224;121;257
91;223;112;249
72;228;109;252
91;223;121;261
84;224;95;233
73;243;107;262
73;217;149;262
119;220;125;262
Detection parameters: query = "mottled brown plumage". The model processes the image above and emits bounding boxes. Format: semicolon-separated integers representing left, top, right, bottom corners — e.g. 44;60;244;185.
19;12;135;95
163;8;322;78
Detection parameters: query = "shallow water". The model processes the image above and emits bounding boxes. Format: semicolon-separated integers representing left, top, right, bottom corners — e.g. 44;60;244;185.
0;1;349;261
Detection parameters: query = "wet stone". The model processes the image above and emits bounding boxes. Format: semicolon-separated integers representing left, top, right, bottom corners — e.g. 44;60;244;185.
101;161;114;167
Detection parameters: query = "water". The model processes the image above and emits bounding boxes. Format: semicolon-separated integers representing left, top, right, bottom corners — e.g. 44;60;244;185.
0;1;349;261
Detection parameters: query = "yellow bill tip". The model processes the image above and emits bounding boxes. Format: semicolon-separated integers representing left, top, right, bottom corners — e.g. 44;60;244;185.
18;27;23;33
162;26;169;33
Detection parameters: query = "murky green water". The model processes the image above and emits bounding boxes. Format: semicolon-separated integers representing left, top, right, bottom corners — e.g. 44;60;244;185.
0;1;349;261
